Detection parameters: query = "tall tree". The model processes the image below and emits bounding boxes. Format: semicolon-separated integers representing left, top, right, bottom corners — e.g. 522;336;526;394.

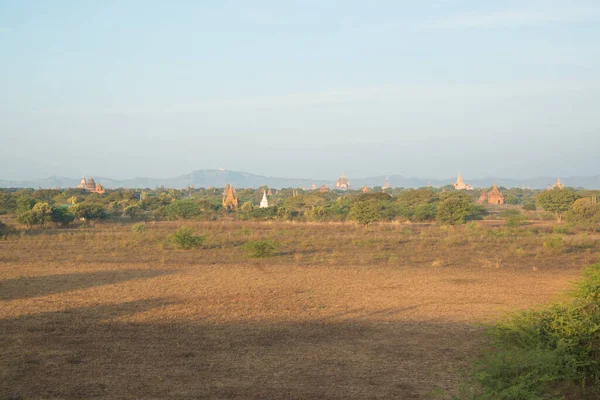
536;189;580;223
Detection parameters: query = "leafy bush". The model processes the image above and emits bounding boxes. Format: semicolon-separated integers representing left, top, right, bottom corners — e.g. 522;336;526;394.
500;209;528;228
552;226;572;235
436;194;486;225
132;223;147;233
565;198;600;231
168;226;206;249
243;240;278;258
349;200;383;225
123;203;142;220
0;192;17;215
523;202;537;211
16;202;53;226
71;203;107;221
472;262;600;399
51;206;75;226
543;235;564;251
0;221;11;238
163;200;204;220
396;189;438;207
411;203;438;222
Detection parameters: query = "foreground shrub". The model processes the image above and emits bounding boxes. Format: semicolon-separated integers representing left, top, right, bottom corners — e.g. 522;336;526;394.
168;226;206;249
543;235;564;251
500;209;528;228
472;262;600;399
243;240;278;258
552;226;572;235
132;223;147;233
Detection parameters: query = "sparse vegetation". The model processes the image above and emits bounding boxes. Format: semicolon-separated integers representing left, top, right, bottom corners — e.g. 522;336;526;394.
168;226;206;249
132;223;147;233
500;209;528;228
243;239;279;258
1;193;599;399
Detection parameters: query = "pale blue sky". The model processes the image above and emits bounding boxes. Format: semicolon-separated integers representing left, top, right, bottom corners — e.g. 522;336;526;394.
1;1;599;180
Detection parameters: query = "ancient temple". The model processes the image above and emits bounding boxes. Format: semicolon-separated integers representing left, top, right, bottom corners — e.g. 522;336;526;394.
362;186;369;193
335;172;350;190
382;177;391;191
477;190;487;204
86;178;96;191
260;190;269;208
267;188;273;196
552;177;564;189
222;184;238;210
319;184;329;193
453;173;473;191
94;183;105;194
77;177;105;193
487;183;504;205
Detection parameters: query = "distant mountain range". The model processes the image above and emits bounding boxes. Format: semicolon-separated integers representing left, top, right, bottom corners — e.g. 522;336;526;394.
1;169;600;190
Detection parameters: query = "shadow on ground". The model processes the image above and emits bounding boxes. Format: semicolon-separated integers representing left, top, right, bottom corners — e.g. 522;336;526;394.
0;299;482;399
0;269;173;301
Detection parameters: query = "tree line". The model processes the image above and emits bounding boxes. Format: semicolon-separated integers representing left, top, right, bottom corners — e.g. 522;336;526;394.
0;185;599;229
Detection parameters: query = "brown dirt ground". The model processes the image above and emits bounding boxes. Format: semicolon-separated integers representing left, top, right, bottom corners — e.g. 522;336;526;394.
1;221;597;399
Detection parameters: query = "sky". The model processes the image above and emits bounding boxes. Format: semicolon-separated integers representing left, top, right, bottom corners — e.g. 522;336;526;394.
1;0;599;181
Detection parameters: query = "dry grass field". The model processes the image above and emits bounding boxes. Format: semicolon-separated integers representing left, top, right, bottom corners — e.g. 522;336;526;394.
1;220;599;399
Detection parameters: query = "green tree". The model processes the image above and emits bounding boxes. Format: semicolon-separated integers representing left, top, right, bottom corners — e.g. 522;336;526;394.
0;192;17;215
16;202;53;227
565;198;600;231
436;194;485;225
71;203;107;221
412;203;438;222
536;189;580;223
123;203;142;220
163;200;203;220
397;189;438;207
51;205;75;226
16;197;36;214
168;226;206;249
349;200;382;225
240;201;254;212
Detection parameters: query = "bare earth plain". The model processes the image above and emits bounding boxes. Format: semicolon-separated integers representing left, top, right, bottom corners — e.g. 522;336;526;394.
1;220;598;399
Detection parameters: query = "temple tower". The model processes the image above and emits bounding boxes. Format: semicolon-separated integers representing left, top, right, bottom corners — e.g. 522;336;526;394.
260;190;269;208
335;172;350;190
487;183;504;205
222;184;239;210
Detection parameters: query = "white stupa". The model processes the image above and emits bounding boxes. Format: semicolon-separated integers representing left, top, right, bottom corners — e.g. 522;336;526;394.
260;190;269;208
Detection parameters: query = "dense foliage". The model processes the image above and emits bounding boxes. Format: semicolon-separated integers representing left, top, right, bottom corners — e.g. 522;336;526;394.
536;189;580;223
0;185;596;229
472;262;600;399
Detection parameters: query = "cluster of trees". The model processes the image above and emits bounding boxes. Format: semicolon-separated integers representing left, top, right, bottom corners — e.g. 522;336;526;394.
1;185;598;229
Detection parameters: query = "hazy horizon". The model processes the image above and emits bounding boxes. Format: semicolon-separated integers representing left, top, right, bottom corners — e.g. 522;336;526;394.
2;1;600;180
